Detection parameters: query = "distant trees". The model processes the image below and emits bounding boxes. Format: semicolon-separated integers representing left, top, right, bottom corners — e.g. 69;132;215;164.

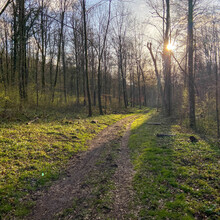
0;0;220;136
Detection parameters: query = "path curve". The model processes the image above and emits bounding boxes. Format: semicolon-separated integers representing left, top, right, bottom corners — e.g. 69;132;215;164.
26;116;137;220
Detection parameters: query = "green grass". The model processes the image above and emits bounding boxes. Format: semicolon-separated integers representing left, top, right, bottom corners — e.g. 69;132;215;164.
0;109;136;219
129;110;220;219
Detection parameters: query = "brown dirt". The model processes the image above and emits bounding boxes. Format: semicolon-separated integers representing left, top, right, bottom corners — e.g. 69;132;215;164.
26;115;138;220
108;119;138;219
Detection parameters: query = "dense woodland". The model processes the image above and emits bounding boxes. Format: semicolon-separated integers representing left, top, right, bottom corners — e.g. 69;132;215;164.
0;0;220;137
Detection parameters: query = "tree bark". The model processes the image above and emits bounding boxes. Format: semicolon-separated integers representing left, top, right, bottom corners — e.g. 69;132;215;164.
188;0;196;129
82;0;92;116
163;0;171;115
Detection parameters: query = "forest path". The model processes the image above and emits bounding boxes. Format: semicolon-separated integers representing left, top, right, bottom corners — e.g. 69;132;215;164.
26;115;138;220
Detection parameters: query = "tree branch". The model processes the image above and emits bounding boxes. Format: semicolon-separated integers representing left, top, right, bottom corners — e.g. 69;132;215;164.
0;0;12;17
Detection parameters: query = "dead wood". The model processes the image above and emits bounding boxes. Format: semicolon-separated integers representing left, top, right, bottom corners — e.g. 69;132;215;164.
156;133;176;137
147;122;162;125
26;117;39;125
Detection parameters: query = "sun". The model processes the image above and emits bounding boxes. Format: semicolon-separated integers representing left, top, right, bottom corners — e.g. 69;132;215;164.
167;43;175;51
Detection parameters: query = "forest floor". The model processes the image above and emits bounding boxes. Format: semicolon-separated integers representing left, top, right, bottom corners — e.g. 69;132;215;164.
0;108;220;219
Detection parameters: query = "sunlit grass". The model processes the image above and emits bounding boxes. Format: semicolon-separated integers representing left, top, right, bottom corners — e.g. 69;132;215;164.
129;112;220;219
0;109;134;218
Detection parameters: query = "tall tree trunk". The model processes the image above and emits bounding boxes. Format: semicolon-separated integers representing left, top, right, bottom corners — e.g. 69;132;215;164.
35;48;39;106
0;52;7;95
119;36;127;108
139;63;147;106
62;37;67;103
4;24;10;86
82;0;92;116
97;59;103;114
215;47;219;138
118;57;121;106
97;0;111;114
52;11;64;102
137;64;141;109
41;2;45;91
132;68;135;106
163;0;171;115
214;24;220;138
147;43;164;108
129;66;133;107
73;23;80;105
91;47;96;106
188;0;196;128
18;0;27;102
12;2;17;85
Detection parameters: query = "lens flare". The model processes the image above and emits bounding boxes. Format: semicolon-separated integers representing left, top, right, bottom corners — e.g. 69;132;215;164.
167;43;175;51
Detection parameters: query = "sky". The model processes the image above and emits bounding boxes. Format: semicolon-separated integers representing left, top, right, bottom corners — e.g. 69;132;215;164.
125;0;148;21
87;0;149;20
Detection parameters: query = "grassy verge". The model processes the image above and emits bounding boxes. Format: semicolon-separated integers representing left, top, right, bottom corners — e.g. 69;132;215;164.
0;109;135;218
129;110;220;219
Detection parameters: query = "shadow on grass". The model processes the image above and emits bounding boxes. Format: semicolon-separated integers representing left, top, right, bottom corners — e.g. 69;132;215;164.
129;111;220;219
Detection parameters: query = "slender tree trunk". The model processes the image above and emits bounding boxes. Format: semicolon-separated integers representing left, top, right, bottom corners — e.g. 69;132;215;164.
18;0;27;102
132;68;135;106
62;37;67;103
35;48;39;106
188;0;196;128
82;50;86;106
49;58;53;91
12;3;17;85
119;36;127;108
82;0;92;116
118;57;121;106
147;43;164;108
163;0;171;115
73;24;80;105
0;52;7;95
52;11;64;102
214;25;220;138
139;63;147;106
41;2;45;91
215;50;219;138
129;66;133;107
4;25;10;86
97;59;103;114
91;47;96;106
137;64;141;109
97;0;111;114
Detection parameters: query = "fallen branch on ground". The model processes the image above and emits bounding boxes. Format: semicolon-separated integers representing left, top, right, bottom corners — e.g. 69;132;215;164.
156;133;176;137
26;117;39;125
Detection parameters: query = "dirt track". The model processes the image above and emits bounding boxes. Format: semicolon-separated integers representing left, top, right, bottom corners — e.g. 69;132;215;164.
26;116;138;220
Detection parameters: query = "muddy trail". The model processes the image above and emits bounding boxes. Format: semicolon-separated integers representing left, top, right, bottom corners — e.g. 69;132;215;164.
26;116;138;220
